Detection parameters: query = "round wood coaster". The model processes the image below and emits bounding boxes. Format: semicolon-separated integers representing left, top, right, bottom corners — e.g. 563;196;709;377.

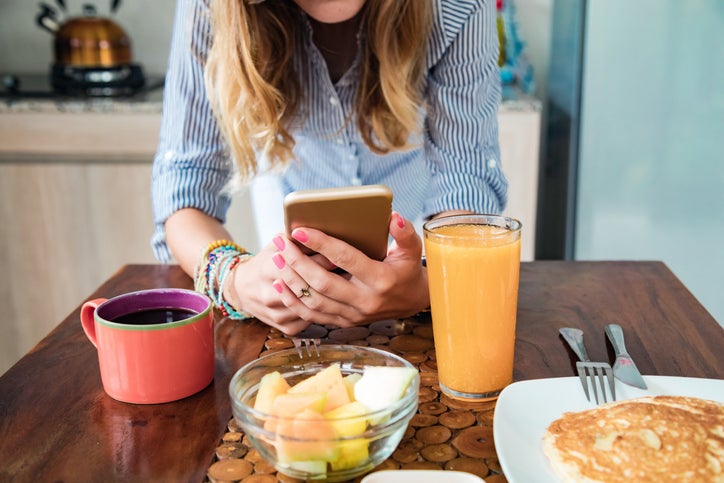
328;326;370;342
416;425;452;444
439;410;476;429
445;457;490;479
216;442;248;460
207;459;253;482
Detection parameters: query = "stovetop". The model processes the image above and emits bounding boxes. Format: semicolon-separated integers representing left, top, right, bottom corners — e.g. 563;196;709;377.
0;73;165;100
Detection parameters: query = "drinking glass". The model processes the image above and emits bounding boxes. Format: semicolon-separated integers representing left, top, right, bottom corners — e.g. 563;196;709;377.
423;214;522;400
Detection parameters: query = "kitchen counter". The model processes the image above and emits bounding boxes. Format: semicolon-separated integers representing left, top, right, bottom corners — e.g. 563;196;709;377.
1;84;538;115
0;74;165;161
0;92;163;114
0;86;164;115
0;84;539;163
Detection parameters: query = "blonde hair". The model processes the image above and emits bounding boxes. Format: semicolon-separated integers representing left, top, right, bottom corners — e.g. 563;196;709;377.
204;0;432;180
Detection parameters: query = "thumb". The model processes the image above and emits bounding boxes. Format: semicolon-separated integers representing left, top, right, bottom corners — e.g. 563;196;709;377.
388;212;422;258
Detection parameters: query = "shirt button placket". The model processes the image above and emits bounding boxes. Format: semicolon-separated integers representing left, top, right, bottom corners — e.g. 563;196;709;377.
329;94;346;146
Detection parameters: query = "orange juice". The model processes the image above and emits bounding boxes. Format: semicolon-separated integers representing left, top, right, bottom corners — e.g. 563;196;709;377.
423;216;521;400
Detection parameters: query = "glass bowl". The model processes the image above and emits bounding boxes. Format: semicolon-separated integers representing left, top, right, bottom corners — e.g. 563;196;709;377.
229;344;420;482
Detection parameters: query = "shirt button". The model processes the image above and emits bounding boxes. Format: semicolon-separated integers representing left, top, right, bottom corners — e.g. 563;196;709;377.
351;177;362;186
348;154;356;161
487;158;497;169
336;139;344;145
329;96;340;106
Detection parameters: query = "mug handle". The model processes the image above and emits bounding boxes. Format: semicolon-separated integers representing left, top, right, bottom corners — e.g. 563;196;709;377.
80;298;107;348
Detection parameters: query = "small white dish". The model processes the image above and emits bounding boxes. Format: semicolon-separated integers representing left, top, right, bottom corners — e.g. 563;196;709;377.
361;469;485;483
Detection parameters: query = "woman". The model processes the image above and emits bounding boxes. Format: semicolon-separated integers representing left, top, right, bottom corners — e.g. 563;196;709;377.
152;0;506;335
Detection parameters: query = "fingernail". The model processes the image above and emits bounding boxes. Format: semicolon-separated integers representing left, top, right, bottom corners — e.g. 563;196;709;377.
273;235;285;251
396;214;405;228
272;282;283;294
292;229;308;243
272;253;285;269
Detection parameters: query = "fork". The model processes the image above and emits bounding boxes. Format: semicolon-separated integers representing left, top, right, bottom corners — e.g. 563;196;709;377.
559;328;616;404
292;338;321;358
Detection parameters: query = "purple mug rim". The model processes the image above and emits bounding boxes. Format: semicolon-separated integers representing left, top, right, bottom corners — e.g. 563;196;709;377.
94;288;211;331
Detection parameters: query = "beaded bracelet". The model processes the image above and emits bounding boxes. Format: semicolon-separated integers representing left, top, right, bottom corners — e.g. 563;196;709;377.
194;239;254;320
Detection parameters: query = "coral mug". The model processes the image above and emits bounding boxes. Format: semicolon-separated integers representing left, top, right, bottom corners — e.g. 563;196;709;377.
80;288;214;404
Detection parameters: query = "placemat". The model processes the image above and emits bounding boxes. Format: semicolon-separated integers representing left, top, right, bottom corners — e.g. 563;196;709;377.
205;316;508;483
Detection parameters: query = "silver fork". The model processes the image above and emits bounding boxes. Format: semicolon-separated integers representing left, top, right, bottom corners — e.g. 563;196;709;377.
559;328;616;404
292;338;321;358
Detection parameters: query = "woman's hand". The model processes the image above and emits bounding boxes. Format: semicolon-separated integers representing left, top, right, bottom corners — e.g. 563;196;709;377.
268;212;429;327
227;240;337;336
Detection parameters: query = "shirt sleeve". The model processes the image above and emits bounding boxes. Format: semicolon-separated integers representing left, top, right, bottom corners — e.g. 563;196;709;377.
423;1;507;218
150;0;233;262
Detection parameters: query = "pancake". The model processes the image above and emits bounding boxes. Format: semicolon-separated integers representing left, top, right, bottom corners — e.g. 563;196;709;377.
542;395;724;483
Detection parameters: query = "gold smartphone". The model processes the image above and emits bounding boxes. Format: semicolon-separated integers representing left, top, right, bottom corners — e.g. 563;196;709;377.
283;185;393;261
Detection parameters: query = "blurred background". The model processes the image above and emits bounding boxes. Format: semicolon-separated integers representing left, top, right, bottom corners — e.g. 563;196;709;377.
1;0;722;376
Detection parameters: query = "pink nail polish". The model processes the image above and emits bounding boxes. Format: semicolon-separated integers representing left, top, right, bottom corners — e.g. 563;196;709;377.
397;214;405;228
273;235;285;250
292;230;308;243
272;282;283;293
272;253;285;269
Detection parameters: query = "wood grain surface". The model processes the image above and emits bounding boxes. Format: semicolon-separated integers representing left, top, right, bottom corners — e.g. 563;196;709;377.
0;261;721;482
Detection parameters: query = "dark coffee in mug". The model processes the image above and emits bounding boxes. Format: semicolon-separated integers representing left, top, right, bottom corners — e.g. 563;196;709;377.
111;307;198;325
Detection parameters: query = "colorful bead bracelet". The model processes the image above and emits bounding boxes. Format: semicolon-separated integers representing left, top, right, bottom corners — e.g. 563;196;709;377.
194;240;254;320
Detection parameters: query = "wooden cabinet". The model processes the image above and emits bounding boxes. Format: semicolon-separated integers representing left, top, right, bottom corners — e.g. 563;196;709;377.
0;162;153;372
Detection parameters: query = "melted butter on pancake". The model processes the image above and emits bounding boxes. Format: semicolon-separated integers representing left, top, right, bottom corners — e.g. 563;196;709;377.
542;395;724;483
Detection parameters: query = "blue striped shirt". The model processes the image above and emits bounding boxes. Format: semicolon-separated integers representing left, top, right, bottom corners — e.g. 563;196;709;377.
151;0;506;262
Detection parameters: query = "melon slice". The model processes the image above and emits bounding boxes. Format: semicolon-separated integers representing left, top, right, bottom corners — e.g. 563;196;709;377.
265;392;327;433
286;460;328;479
271;392;327;417
342;373;362;401
275;408;340;462
325;401;371;471
254;371;291;413
329;438;369;471
353;366;418;412
324;401;369;436
288;363;350;412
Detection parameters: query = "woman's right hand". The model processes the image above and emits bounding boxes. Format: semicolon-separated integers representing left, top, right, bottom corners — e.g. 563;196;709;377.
227;239;335;336
165;208;325;336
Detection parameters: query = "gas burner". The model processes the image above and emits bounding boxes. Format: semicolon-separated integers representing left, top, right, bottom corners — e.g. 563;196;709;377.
51;63;145;96
0;73;164;100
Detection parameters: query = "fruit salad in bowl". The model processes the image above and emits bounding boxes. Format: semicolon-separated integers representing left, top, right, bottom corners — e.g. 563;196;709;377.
229;344;419;482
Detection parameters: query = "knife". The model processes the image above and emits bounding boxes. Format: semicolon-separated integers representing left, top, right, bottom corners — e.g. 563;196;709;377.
605;324;648;389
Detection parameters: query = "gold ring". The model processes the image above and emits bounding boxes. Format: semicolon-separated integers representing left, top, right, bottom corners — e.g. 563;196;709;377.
299;286;311;298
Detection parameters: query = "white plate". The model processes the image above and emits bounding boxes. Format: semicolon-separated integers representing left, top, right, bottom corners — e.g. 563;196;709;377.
493;376;724;483
361;469;484;483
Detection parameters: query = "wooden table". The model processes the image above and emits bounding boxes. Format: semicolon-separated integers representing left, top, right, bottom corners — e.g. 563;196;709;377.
1;262;722;482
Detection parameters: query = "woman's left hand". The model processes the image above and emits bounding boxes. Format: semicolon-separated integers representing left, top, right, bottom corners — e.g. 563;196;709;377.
269;212;429;326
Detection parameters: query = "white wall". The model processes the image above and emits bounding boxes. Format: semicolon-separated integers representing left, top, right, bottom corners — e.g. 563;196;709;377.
0;0;176;76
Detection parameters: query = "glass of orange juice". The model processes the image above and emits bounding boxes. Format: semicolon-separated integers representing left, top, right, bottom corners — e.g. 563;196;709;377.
423;214;521;401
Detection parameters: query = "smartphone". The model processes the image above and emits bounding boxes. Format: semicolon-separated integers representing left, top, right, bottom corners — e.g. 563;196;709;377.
283;185;393;261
